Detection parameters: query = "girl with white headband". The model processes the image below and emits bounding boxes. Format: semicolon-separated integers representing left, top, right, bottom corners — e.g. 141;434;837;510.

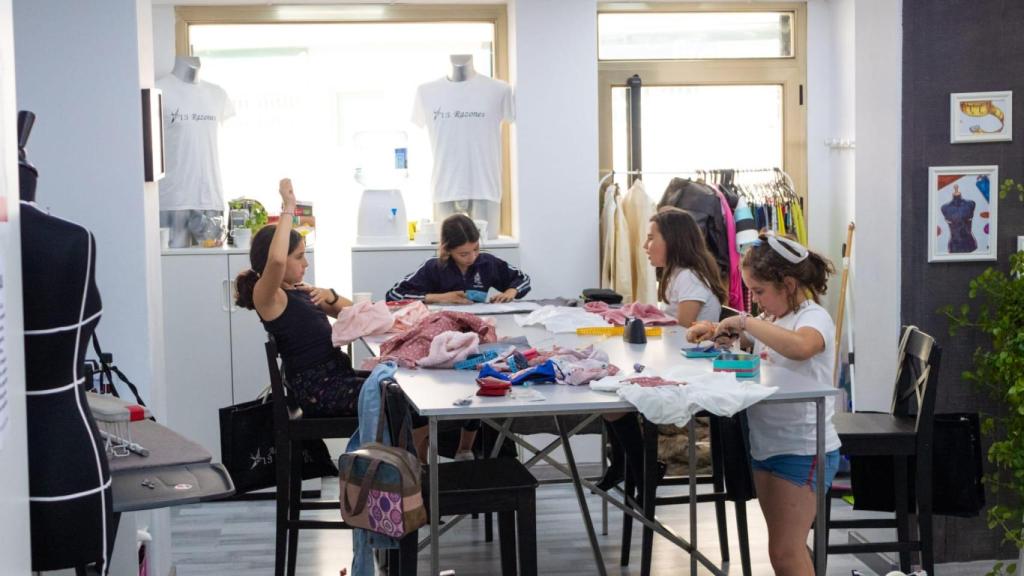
688;230;840;576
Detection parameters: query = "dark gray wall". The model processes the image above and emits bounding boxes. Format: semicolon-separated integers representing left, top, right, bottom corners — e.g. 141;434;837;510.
902;0;1024;562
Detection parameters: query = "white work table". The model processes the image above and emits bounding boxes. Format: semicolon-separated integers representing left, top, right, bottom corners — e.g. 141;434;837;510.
363;312;838;576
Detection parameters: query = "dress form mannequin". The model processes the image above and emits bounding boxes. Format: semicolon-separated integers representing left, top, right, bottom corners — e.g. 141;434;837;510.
434;54;501;238
941;184;978;253
18;111;114;572
158;55;234;247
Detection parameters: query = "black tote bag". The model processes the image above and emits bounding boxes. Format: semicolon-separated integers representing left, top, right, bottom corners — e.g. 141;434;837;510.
218;395;338;494
850;412;985;517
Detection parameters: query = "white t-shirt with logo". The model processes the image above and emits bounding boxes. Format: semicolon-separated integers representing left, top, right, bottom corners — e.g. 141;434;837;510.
663;268;722;323
745;300;842;460
411;75;514;203
156;75;235;211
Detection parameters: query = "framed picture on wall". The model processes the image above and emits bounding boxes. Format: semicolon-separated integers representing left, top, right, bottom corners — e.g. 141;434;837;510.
950;91;1012;143
928;165;998;262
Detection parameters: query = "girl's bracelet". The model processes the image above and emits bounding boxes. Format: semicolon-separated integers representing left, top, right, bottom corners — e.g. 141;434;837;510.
325;288;340;306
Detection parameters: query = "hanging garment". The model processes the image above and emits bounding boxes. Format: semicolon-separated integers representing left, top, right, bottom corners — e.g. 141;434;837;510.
733;197;758;250
712;185;744;311
791;200;808;246
621;179;657;304
600;183;618;289
331;300;396;347
657;178;731;280
611;190;633;299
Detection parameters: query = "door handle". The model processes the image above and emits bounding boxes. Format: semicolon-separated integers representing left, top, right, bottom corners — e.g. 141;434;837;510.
229;279;239;312
222;279;231;312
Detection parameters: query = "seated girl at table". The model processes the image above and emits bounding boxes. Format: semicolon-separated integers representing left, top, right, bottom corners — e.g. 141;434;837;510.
594;208;728;492
688;231;841;576
646;207;725;327
385;213;531;304
235;178;361;418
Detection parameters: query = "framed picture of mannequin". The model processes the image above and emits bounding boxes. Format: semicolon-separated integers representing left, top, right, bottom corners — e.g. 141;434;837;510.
928;165;998;262
950;91;1012;143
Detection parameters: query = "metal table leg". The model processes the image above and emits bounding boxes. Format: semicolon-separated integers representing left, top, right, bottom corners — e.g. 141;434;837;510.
814;398;827;576
429;417;440;575
556;416;608;576
689;419;698;575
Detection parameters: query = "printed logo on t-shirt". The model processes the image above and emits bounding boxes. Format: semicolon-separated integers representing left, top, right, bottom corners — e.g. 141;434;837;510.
432;107;487;121
169;108;219;125
473;272;483;288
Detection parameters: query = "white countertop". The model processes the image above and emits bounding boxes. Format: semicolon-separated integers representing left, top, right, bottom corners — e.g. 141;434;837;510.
161;245;315;256
352;236;519;252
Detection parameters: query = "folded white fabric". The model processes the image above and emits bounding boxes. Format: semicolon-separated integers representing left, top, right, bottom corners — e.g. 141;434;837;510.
589;374;627;393
515;305;608;333
617;372;778;427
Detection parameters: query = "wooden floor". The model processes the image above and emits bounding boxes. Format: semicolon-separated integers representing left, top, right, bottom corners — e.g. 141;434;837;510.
170;469;997;576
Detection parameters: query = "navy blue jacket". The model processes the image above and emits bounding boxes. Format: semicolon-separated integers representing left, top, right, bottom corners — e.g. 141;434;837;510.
386;252;531;301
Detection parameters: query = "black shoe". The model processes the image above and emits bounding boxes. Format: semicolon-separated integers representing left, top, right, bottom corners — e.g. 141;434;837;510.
594;465;624;492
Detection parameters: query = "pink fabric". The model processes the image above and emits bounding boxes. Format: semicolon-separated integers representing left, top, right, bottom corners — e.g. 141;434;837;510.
390;301;430;332
583;301;678;326
712;184;745;311
621;376;685;387
331;300;395;347
417;331;481;368
362;311;497;369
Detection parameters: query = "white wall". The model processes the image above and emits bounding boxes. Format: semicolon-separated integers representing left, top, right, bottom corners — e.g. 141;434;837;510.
0;0;32;570
509;0;599;297
853;0;901;411
13;0;164;408
14;0;169;573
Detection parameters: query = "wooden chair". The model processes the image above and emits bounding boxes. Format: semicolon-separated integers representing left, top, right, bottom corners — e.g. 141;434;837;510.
265;337;360;576
822;325;941;574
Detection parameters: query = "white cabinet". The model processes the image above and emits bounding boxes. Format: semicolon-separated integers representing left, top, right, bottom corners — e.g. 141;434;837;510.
350;239;520;301
162;247;315;459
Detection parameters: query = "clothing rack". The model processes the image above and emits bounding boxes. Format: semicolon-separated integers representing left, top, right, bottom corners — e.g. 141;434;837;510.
599;167;798;201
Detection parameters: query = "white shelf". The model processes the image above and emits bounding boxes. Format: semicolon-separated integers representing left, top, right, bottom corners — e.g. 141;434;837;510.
352;236;519;252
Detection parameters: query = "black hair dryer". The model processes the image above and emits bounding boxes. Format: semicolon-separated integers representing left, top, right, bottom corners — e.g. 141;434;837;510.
623;317;647;344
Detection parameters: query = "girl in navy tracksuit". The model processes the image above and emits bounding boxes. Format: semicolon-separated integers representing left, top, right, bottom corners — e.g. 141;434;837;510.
386;213;531;304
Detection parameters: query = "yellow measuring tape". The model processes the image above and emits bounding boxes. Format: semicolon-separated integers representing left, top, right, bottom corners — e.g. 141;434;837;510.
960;100;1005;134
576;326;663;336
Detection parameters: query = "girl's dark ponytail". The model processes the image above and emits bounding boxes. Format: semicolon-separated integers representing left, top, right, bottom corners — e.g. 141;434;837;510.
234;225;301;310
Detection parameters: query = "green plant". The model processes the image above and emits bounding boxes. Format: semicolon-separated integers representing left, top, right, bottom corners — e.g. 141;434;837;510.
944;177;1024;576
229;198;268;233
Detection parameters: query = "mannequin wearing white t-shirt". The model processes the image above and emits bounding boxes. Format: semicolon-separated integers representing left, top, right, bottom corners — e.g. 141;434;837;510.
414;54;513;239
158;56;235;247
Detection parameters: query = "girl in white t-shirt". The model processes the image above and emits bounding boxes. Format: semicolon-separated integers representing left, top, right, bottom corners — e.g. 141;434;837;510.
645;207;726;327
688;231;840;576
593;208;729;494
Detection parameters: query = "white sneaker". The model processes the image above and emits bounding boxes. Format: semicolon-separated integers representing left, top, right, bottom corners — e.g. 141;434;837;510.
454;450;475;461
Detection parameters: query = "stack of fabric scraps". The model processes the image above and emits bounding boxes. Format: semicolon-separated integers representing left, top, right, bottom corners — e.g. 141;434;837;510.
617;369;777;427
478;361;563;386
331;300;395;346
515;305;607;333
583;301;678;326
362;311;497;369
539;345;620;386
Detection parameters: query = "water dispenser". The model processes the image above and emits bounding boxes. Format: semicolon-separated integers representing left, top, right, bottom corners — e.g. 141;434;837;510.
355;131;409;245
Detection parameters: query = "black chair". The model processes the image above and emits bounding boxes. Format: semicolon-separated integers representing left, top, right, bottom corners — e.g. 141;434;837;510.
822;325;941;575
265;337;360;576
621;414;755;576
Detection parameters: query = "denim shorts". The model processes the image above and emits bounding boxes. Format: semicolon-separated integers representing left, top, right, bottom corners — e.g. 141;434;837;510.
751;450;841;491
